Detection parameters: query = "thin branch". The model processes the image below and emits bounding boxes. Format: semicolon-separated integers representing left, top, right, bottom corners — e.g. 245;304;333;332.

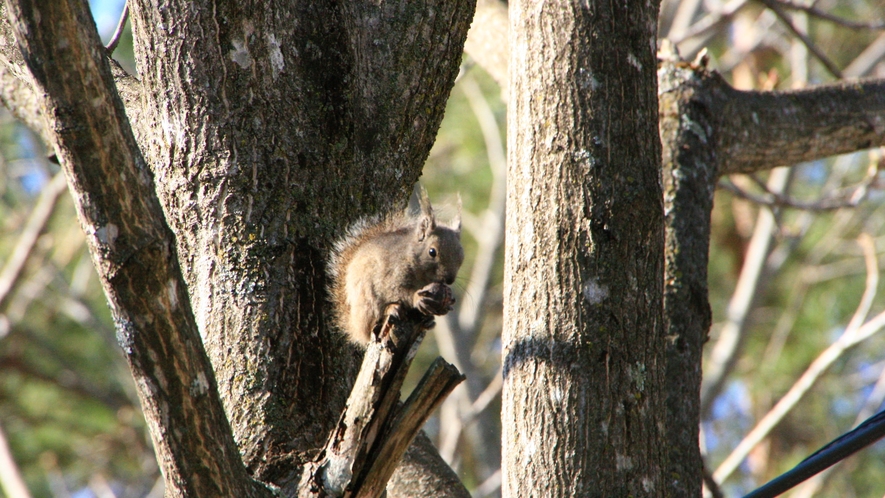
702;466;725;498
104;2;128;55
462;0;509;95
0;419;31;498
719;162;878;211
465;367;502;422
357;358;464;497
471;468;501;498
791;360;885;497
701;168;791;417
773;0;885;30
436;72;505;470
670;0;748;45
456;73;506;336
665;0;704;41
844;33;885;78
713;234;883;483
438;367;503;465
757;0;843;79
0;171;67;311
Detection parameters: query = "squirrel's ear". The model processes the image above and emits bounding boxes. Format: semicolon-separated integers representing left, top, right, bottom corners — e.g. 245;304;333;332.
416;215;434;241
414;184;436;241
452;193;462;235
417;184;435;219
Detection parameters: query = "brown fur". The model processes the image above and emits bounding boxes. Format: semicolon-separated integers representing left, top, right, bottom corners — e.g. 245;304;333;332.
328;189;463;344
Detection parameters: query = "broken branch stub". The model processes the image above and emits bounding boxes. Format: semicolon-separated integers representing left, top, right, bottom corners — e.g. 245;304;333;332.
298;304;464;498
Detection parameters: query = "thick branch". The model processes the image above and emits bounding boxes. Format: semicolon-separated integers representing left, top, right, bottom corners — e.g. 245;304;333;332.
716;76;885;174
2;0;267;496
0;6;141;154
0;5;49;144
387;432;470;498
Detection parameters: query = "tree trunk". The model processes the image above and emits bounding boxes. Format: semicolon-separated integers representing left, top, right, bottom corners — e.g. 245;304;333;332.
503;0;666;495
658;53;717;498
0;0;475;495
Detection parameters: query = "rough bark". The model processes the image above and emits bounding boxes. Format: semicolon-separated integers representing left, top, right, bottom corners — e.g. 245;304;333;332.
466;9;885;495
0;4;49;146
387;432;470;498
658;55;717;498
711;77;885;175
0;0;475;496
655;56;885;497
125;1;474;490
503;0;665;496
2;0;268;496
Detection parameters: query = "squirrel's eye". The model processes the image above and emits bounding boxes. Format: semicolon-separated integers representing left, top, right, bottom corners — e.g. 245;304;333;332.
428;248;437;258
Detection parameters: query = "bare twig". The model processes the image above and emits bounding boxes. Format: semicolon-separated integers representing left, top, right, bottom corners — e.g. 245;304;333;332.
701;168;792;417
719;163;878;211
471;468;501;498
773;0;885;30
464;367;502;423
0;419;31;498
713;234;883;483
456;73;506;336
666;0;703;42
438;367;503;464
702;465;725;498
357;358;464;497
462;0;509;95
105;2;129;55
436;72;505;469
0;171;67;312
844;33;885;78
670;0;748;45
761;182;872;368
757;0;844;78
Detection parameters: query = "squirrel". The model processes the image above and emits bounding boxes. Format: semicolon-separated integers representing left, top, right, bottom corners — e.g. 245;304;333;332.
328;186;464;345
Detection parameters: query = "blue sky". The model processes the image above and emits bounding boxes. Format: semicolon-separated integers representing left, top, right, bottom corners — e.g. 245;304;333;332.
89;0;126;41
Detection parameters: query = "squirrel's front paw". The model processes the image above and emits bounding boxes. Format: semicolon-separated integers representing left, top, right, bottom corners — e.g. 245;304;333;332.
414;282;456;316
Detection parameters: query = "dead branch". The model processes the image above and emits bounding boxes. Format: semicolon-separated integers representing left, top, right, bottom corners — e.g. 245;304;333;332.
299;308;464;498
772;0;885;30
0;171;67;311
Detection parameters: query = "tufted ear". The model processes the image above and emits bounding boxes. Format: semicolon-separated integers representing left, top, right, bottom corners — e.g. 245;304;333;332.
414;184;436;241
451;193;462;235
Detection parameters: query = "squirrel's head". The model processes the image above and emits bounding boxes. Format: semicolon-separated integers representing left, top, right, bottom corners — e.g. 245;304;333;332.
411;190;464;285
